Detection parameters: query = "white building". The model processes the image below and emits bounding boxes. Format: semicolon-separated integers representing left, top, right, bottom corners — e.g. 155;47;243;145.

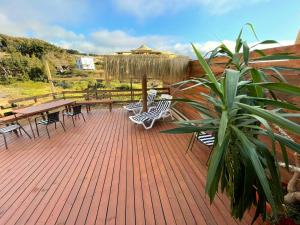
76;57;95;70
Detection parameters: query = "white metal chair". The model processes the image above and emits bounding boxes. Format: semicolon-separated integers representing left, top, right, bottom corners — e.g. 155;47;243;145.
0;123;31;149
123;89;157;114
186;131;215;165
129;94;173;130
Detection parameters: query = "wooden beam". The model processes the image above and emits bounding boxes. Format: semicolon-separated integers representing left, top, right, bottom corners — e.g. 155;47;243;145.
44;60;56;97
142;74;147;112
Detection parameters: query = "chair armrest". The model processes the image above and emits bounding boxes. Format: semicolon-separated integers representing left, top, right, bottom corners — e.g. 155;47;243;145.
159;109;171;118
148;106;156;112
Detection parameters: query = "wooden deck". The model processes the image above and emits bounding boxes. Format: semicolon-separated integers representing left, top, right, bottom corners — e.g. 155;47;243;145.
0;109;254;225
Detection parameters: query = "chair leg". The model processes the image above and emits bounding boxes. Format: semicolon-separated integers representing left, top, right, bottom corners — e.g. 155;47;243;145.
186;133;196;154
206;147;213;166
143;119;155;130
45;125;50;139
14;129;19;137
2;134;8;149
54;122;57;129
81;113;86;122
60;121;66;132
71;116;75;127
35;122;40;137
19;126;32;139
63;114;65;124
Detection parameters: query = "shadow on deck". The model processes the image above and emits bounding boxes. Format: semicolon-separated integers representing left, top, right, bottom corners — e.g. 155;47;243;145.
0;109;253;225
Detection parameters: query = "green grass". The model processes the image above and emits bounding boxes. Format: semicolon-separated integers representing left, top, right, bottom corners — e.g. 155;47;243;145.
0;80;160;108
0;81;65;106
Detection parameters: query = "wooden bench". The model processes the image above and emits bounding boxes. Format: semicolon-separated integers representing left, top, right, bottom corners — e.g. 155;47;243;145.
76;99;114;112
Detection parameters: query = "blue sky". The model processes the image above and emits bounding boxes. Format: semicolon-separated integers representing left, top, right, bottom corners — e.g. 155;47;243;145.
0;0;298;57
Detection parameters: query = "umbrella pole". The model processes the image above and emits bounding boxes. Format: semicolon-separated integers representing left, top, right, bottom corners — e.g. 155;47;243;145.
142;74;147;112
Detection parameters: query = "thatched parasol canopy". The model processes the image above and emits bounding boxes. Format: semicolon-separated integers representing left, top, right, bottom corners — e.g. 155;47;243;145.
103;54;189;83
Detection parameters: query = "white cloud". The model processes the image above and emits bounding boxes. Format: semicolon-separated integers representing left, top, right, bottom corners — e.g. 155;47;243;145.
0;0;89;24
0;0;292;58
0;14;293;59
113;0;269;19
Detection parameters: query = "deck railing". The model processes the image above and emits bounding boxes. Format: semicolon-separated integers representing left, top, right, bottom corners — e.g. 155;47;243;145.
1;87;170;111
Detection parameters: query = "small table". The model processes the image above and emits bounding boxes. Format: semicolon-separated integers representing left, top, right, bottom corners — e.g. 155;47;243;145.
76;99;114;113
12;99;75;138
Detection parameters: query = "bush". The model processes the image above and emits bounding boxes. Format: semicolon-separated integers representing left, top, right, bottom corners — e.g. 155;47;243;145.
96;81;106;88
55;81;73;89
115;84;131;91
28;67;46;82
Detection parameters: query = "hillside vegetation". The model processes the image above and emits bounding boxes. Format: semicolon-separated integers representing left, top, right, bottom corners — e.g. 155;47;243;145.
0;34;82;84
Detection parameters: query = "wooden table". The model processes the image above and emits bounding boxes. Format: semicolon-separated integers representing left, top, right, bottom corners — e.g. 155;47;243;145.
12;99;75;138
76;99;114;113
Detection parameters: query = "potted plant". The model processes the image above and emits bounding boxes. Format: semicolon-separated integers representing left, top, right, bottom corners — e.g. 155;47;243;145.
164;24;300;223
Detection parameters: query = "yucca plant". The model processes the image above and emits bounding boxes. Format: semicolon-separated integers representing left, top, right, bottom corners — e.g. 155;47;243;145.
164;24;300;223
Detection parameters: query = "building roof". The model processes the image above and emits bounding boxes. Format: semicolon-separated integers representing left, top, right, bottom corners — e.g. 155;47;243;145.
116;44;163;55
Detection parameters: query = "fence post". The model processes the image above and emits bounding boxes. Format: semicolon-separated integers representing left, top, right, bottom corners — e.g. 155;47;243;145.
86;88;90;100
95;85;98;99
62;91;65;100
130;78;133;102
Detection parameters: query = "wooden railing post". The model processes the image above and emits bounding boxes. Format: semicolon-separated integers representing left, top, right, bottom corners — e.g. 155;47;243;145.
95;86;98;99
142;74;147;112
86;88;90;100
130;78;133;102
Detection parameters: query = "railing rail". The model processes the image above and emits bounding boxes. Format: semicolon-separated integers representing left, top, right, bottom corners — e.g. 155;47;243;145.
1;87;170;111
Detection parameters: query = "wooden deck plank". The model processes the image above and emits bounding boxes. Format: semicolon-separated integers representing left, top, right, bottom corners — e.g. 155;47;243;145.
105;111;126;225
115;112;128;225
140;128;167;225
54;112;115;225
131;119;146;225
0;109;253;225
136;125;156;225
159;122;251;225
151;124;209;225
84;110;121;225
6;116;99;225
25;113;109;225
144;127;176;225
125;115;136;225
94;110;124;225
158;122;234;225
0;120;87;224
73;112;120;225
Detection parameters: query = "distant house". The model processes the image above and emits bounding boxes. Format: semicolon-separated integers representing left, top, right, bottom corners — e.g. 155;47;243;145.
76;57;95;70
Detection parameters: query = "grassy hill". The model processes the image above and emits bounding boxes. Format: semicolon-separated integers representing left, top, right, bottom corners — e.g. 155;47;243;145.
0;34;105;84
0;34;109;108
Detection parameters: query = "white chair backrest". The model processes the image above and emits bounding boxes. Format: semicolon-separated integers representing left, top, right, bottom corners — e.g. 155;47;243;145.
147;89;157;103
147;89;157;95
160;94;172;100
154;95;172;112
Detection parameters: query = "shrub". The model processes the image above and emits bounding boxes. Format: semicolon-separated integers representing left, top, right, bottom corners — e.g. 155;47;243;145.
165;24;300;223
116;83;131;91
55;81;73;89
28;67;46;82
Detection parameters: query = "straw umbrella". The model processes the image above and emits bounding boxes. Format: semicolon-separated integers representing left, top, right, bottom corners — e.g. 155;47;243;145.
104;50;189;112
